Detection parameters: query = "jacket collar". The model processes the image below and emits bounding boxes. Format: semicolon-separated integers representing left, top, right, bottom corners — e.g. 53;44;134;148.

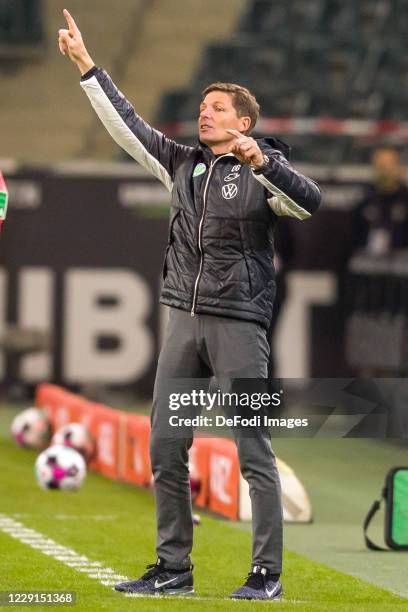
197;140;235;163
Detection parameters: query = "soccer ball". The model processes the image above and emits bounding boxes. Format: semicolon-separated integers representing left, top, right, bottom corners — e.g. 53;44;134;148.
51;423;95;463
35;445;86;491
11;407;52;449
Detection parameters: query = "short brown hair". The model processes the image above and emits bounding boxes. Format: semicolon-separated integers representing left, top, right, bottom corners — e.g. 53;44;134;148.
201;82;260;134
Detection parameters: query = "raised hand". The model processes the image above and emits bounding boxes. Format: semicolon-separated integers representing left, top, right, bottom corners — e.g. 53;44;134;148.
226;129;264;169
58;9;94;75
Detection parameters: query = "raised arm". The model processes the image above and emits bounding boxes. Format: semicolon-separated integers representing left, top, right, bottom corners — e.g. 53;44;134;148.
58;9;193;190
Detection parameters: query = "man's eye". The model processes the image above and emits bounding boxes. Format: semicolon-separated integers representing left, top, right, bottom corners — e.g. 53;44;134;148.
215;107;225;112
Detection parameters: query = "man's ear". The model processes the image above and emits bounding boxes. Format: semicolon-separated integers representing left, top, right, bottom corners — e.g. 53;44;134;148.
238;116;251;133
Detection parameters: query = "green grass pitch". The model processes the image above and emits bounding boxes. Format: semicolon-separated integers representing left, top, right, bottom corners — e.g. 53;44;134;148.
0;408;407;611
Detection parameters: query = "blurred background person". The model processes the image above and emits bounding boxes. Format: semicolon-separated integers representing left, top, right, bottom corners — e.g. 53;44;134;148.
345;146;408;433
352;146;408;256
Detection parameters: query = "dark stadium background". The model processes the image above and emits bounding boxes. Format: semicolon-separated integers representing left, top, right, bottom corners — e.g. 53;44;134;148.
3;0;406;397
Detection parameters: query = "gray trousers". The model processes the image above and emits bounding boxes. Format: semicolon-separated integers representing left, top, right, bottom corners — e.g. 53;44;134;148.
150;307;283;573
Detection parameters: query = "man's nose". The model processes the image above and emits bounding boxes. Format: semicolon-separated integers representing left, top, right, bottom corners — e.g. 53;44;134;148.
200;108;211;119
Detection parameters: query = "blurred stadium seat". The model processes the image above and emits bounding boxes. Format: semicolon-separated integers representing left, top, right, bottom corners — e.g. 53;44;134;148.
156;0;408;164
0;0;149;160
0;0;45;70
0;0;44;47
0;0;245;161
2;0;407;164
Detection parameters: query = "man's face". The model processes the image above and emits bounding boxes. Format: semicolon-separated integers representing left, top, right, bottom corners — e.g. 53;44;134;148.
198;91;249;147
372;149;402;185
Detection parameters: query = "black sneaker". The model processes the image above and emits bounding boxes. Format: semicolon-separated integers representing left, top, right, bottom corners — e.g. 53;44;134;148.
114;558;194;596
230;565;283;600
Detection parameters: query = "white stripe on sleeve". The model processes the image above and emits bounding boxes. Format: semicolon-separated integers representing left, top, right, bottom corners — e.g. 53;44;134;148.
81;76;173;191
252;170;311;220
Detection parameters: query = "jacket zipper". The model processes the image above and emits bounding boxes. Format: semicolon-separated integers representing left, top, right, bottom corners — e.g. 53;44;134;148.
191;155;228;316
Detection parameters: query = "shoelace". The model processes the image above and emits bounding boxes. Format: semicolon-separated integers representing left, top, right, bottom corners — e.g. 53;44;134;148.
142;562;163;580
142;560;193;580
244;571;266;590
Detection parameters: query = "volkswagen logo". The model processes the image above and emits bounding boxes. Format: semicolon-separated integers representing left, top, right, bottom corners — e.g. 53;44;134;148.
222;183;238;199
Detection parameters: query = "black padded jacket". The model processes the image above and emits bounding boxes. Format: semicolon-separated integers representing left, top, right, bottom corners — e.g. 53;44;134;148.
80;67;322;328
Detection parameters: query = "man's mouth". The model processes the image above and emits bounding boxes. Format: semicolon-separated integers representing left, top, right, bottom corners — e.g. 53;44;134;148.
200;124;213;130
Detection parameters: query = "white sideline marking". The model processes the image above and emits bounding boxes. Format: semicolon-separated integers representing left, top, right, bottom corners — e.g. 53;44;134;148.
0;513;130;590
0;514;305;604
66;562;103;568
11;513;117;522
54;514;118;521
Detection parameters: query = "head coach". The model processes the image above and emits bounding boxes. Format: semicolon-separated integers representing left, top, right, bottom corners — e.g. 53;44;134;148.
59;9;321;601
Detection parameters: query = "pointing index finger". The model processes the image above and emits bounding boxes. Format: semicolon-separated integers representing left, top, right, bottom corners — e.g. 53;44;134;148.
226;128;243;138
63;8;79;34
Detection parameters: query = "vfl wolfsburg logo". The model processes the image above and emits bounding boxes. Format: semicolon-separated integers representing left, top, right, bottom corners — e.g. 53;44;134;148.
193;163;206;177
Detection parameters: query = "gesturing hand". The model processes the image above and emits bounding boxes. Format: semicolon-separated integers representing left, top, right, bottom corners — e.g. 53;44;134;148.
58;9;94;75
226;129;264;169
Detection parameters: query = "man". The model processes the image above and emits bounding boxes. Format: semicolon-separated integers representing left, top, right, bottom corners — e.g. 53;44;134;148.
353;146;408;255
58;9;321;601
